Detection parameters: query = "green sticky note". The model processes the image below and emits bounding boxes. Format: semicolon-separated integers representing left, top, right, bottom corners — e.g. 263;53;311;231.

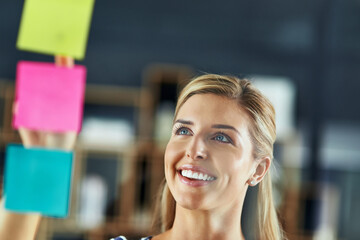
4;144;73;217
17;0;95;60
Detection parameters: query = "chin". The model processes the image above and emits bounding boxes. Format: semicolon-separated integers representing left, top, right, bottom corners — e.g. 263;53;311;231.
177;200;202;210
174;192;208;210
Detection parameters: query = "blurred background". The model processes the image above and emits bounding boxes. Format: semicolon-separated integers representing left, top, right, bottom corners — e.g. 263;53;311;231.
1;0;360;239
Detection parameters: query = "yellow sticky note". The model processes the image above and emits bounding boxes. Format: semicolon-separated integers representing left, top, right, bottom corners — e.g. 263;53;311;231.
17;0;95;60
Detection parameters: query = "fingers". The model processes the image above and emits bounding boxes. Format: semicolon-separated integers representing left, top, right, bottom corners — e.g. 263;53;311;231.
45;132;77;151
12;102;18;115
62;132;77;151
19;127;77;151
55;55;74;68
18;127;41;147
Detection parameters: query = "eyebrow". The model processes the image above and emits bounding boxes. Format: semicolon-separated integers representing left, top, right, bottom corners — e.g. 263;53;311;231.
211;124;241;135
174;119;241;135
174;119;194;125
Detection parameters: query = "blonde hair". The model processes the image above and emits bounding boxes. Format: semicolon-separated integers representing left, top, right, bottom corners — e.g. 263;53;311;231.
153;74;285;239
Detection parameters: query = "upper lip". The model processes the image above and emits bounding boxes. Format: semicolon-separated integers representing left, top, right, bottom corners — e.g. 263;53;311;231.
178;164;217;178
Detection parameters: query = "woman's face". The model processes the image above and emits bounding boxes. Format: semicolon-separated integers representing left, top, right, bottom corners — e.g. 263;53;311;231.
164;93;256;211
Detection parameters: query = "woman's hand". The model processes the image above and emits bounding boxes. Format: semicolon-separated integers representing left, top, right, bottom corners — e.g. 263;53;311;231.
0;55;77;240
19;127;77;150
0;128;77;240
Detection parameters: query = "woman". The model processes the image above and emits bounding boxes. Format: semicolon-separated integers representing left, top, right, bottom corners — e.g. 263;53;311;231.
0;74;285;240
114;74;285;239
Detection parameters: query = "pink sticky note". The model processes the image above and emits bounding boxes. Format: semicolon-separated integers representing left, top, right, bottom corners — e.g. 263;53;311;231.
13;61;86;133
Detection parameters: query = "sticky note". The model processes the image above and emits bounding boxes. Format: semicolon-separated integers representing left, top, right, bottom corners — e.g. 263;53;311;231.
17;0;95;60
4;144;73;217
13;61;86;133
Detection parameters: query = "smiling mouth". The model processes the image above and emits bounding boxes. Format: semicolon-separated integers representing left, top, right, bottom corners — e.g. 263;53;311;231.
180;169;216;181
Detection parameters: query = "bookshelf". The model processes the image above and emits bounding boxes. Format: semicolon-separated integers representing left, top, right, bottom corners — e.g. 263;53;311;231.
0;64;194;240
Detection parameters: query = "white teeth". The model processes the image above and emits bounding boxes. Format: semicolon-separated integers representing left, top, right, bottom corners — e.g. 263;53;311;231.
181;170;215;181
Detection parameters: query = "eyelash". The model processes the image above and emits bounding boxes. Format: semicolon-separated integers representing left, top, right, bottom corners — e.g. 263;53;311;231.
212;132;233;144
173;125;233;144
173;124;192;135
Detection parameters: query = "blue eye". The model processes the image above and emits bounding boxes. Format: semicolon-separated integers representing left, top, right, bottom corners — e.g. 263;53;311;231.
176;127;191;135
214;134;231;143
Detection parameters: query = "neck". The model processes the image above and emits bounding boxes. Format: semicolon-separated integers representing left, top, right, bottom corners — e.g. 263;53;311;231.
168;200;246;240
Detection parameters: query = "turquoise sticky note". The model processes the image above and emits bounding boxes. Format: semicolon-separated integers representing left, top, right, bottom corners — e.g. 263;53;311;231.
4;144;73;217
17;0;95;60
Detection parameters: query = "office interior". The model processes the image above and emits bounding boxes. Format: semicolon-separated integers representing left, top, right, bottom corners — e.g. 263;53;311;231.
0;0;360;239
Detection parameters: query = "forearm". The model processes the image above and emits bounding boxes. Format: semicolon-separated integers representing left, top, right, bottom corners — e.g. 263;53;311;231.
0;197;41;240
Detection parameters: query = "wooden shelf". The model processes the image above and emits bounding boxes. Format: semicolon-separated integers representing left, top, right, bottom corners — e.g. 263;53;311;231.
85;85;145;107
0;65;192;240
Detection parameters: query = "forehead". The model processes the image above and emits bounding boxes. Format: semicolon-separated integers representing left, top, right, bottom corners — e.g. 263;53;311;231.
177;94;249;129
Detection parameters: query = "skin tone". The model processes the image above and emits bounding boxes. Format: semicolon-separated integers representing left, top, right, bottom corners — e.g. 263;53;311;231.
0;56;75;240
154;94;271;240
0;129;76;240
0;88;270;239
54;55;74;68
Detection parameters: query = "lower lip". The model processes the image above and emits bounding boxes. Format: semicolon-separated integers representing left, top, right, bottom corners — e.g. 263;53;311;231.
177;171;215;187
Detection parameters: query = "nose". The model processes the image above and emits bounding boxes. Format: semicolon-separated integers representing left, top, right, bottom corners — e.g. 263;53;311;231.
186;136;208;160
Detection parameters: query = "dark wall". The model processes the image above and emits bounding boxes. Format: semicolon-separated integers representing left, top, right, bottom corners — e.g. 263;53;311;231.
1;0;360;123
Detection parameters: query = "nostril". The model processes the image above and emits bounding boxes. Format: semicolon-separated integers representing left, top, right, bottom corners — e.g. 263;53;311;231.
194;152;207;160
186;149;208;160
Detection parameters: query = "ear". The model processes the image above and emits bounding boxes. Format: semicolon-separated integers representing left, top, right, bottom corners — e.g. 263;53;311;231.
248;157;271;186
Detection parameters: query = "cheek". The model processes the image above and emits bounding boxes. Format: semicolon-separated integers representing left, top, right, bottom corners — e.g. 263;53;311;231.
164;141;176;166
232;159;254;185
164;140;185;174
210;146;242;168
211;149;252;182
